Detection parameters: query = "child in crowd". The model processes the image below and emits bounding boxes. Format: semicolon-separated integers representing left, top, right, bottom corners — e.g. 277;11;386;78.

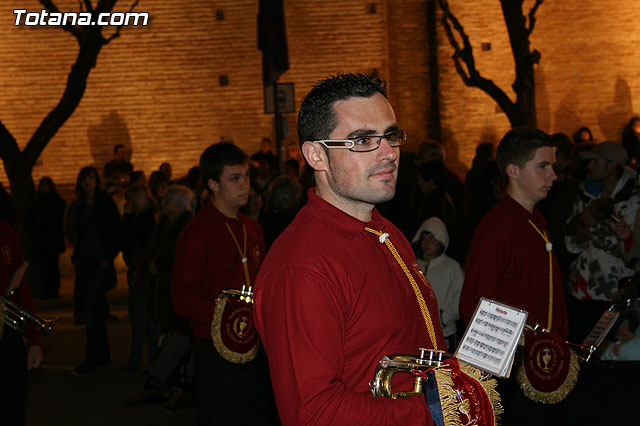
412;217;464;352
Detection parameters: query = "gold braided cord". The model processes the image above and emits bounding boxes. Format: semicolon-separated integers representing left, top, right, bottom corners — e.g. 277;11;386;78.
527;220;553;330
225;222;251;287
364;227;439;351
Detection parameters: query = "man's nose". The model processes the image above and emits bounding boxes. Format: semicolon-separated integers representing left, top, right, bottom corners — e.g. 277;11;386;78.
377;138;398;161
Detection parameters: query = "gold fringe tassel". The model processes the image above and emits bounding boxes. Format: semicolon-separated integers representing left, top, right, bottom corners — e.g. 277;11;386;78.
434;367;464;426
460;362;504;425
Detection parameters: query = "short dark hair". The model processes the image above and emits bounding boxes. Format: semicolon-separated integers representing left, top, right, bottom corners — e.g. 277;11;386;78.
297;73;387;148
496;128;554;179
200;143;248;192
113;144;126;153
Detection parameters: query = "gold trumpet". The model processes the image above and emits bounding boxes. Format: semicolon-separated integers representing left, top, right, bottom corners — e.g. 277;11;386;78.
369;348;449;399
0;295;57;336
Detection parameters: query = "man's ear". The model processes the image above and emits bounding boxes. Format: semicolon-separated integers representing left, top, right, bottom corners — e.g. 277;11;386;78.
207;178;219;193
302;141;328;172
506;163;519;180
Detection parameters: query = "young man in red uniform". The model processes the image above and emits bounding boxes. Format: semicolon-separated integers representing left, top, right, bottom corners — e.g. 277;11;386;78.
460;128;569;425
171;143;276;426
254;74;447;426
0;221;44;425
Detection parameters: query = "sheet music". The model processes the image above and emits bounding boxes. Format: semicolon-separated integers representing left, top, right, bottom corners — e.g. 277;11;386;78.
456;298;527;378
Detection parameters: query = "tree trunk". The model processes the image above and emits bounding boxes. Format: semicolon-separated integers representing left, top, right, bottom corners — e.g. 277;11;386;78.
0;1;118;296
500;0;538;127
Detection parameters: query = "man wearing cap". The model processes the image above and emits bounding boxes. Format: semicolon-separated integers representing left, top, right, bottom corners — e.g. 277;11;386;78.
565;141;640;316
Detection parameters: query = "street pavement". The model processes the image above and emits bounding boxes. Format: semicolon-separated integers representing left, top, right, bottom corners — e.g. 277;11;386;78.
25;266;197;426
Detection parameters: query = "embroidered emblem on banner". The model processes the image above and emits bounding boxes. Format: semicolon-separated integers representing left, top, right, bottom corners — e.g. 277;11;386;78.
516;329;579;404
211;290;260;364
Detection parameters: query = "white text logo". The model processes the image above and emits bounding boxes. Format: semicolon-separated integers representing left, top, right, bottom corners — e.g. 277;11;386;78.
13;9;149;26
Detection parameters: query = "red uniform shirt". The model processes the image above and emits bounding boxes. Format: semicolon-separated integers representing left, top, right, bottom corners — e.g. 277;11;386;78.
171;199;265;340
254;189;446;426
0;221;42;345
460;194;569;337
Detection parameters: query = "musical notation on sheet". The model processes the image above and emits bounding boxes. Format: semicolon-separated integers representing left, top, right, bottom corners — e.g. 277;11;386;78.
456;298;528;378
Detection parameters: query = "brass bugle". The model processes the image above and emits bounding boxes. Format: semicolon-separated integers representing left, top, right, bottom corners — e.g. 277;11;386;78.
0;303;25;332
221;286;254;303
369;349;449;399
0;295;56;336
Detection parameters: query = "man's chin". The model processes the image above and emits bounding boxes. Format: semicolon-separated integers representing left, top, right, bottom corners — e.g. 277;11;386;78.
372;186;396;204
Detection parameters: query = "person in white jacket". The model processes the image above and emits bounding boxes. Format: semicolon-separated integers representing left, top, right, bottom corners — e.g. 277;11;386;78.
412;217;464;352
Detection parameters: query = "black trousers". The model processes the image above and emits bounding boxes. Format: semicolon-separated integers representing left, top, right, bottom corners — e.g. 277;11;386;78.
40;250;61;299
194;339;279;426
0;326;27;426
76;263;111;365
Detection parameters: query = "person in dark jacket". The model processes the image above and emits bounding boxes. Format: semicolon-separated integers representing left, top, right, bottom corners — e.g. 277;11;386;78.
34;177;66;299
65;166;121;375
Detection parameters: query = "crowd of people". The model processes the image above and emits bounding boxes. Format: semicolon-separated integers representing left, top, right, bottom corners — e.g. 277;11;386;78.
1;72;640;425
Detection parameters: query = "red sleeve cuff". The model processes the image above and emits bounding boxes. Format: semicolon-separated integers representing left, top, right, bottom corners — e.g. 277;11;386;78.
624;235;634;252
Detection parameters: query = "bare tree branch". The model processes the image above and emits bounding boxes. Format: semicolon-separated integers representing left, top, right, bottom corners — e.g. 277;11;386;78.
21;0;136;167
104;0;139;44
0;120;21;160
438;0;517;121
94;0;118;14
39;0;82;39
526;0;544;36
0;0;134;295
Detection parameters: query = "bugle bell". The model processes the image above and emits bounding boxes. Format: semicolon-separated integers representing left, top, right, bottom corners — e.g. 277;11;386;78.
369;348;448;399
370;348;503;425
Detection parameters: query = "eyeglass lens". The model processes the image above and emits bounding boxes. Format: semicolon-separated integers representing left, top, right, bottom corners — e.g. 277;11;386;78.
350;130;405;152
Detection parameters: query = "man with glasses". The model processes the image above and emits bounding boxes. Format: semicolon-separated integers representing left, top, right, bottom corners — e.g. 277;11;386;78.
254;73;447;425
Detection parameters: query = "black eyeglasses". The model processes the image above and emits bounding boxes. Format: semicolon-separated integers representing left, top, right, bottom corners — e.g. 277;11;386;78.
314;130;406;153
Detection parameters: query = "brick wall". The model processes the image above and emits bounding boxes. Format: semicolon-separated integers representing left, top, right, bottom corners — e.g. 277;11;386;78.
437;0;640;174
1;0;639;197
0;0;392;198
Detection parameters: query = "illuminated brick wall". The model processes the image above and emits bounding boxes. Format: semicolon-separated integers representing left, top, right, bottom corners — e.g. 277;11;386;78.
0;0;638;195
0;0;394;196
436;0;640;171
